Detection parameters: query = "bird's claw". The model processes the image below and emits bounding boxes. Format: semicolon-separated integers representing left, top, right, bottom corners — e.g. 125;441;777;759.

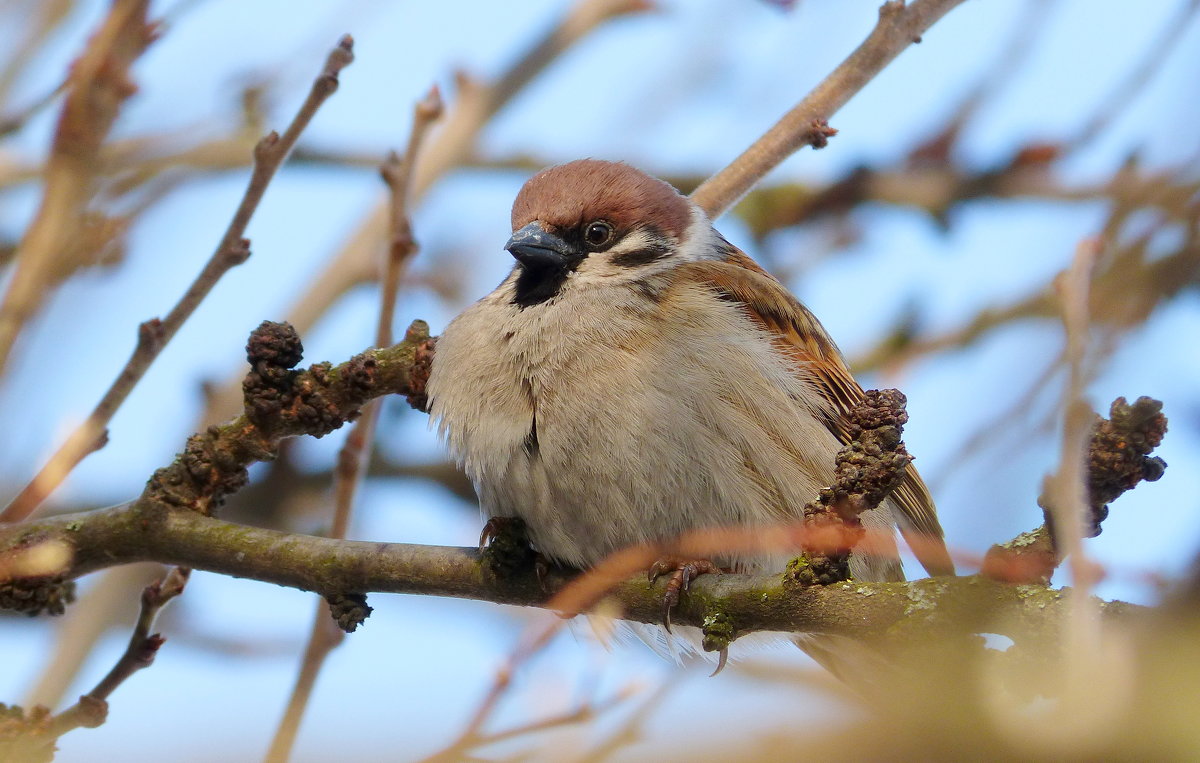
479;516;541;580
479;516;522;550
647;557;722;633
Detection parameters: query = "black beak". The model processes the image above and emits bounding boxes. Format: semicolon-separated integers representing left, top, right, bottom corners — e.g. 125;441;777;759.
505;222;578;271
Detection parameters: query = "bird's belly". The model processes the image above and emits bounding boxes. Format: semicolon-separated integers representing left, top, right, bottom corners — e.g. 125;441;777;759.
477;363;833;572
430;287;850;574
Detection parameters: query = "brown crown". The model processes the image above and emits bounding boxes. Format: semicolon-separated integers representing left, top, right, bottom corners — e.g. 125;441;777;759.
510;159;692;241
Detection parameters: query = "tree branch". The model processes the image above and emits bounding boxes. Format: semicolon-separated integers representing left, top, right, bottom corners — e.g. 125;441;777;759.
690;0;969;218
0;0;154;374
0;500;1141;641
1;567;188;759
0;35;356;524
266;86;443;763
47;568;189;733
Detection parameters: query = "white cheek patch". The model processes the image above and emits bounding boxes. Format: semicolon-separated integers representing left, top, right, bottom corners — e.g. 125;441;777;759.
568;204;714;287
675;206;722;262
570;228;666;283
605;228;659;259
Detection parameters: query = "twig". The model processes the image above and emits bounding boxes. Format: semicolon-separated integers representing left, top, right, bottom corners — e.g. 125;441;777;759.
38;568;189;748
576;678;680;763
849;207;1199;375
0;0;72;107
690;0;969;218
265;85;442;763
377;86;443;347
0;81;66;137
421;686;635;763
1044;239;1102;582
0;35;356;524
263;598;343;763
0;0;154;375
25;564;166;710
979;240;1101;588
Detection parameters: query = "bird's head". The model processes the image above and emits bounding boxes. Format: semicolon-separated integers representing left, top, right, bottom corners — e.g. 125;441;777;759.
505;159;712;306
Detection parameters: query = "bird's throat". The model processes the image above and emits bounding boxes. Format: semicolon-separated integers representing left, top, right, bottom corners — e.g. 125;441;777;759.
512;263;572;308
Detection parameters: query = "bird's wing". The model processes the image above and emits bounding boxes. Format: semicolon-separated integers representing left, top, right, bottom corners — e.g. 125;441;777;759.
673;243;954;576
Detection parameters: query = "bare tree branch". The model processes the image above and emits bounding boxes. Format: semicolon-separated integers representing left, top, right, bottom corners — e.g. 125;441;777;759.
3;567;188;759
0;0;154;373
0;500;1141;641
0;35;356;524
266;85;443;763
690;0;969;218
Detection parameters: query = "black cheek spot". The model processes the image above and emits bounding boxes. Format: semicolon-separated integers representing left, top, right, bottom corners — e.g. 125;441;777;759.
610;241;672;268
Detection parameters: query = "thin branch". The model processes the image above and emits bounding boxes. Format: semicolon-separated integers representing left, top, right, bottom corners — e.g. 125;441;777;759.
40;567;189;746
690;0;969;218
849;212;1200;374
421;686;636;763
263;597;342;763
0;81;66;137
0;35;356;524
25;564;167;710
1043;237;1102;584
266;85;442;763
377;85;443;348
0;0;154;374
576;680;680;763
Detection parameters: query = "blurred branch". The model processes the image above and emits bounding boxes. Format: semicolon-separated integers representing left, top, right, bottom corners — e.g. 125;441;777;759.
0;82;66;137
2;567;188;759
983;396;1167;584
0;0;73;107
422;686;636;763
850;203;1200;373
267;86;443;763
0;35;356;524
0;0;155;374
1043;238;1102;590
691;0;969;218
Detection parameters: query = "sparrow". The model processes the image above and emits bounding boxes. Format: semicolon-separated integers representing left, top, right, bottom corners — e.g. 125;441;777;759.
427;159;953;658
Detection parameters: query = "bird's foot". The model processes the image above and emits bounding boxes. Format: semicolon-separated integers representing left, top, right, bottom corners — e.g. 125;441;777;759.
647;557;724;632
479;516;542;581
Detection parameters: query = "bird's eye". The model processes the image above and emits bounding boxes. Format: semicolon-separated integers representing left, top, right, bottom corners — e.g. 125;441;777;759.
583;221;613;248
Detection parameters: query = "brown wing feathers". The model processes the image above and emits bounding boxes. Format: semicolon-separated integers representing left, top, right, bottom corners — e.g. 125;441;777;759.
675;245;955;577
